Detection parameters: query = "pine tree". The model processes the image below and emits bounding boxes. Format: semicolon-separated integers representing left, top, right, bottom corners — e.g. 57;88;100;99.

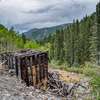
64;26;72;66
96;2;100;65
49;35;55;60
22;33;26;44
54;30;60;60
74;20;80;65
59;29;64;62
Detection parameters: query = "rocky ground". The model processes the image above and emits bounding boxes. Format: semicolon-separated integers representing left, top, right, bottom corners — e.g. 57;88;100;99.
0;70;62;100
0;65;94;100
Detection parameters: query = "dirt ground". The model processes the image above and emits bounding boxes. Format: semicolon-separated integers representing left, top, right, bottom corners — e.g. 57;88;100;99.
0;64;93;100
0;70;63;100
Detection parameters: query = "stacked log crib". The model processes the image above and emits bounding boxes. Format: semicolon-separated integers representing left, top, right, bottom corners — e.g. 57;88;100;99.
0;50;48;89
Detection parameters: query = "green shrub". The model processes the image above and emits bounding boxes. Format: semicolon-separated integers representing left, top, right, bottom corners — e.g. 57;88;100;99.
24;40;40;49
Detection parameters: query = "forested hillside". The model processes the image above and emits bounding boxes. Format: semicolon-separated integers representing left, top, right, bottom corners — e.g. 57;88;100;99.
0;25;40;53
0;25;24;52
49;12;96;66
24;23;69;40
48;2;100;67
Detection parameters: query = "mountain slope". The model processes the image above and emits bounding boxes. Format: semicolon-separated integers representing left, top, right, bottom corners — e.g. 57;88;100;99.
23;23;69;40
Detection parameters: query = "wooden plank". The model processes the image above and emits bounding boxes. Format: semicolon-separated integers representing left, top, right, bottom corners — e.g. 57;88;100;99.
18;57;21;79
15;56;18;77
30;56;33;85
32;65;36;86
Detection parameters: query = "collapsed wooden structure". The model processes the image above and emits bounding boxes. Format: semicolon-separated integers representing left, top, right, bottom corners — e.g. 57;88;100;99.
0;50;48;88
0;51;87;97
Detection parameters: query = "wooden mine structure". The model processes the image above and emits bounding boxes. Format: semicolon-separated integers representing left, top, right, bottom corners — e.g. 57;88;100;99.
0;50;48;89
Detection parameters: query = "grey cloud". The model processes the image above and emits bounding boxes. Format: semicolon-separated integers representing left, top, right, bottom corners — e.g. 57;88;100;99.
22;1;90;21
23;5;54;14
0;0;98;32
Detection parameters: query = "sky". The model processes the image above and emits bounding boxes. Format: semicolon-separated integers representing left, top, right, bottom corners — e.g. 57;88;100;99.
0;0;99;32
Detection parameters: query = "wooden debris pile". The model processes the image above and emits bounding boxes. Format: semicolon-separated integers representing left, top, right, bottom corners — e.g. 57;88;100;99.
48;71;85;97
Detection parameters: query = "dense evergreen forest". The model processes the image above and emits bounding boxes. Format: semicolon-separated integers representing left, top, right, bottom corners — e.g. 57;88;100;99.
48;2;100;66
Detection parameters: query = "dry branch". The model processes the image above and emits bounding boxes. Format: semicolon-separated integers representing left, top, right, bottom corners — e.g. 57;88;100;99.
48;71;85;97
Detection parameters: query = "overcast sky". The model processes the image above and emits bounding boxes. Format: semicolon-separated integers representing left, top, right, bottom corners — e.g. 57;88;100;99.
0;0;99;32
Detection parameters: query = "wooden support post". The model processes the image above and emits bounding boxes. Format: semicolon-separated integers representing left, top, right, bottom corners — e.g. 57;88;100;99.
30;56;33;85
18;57;21;79
15;56;18;77
32;65;36;86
